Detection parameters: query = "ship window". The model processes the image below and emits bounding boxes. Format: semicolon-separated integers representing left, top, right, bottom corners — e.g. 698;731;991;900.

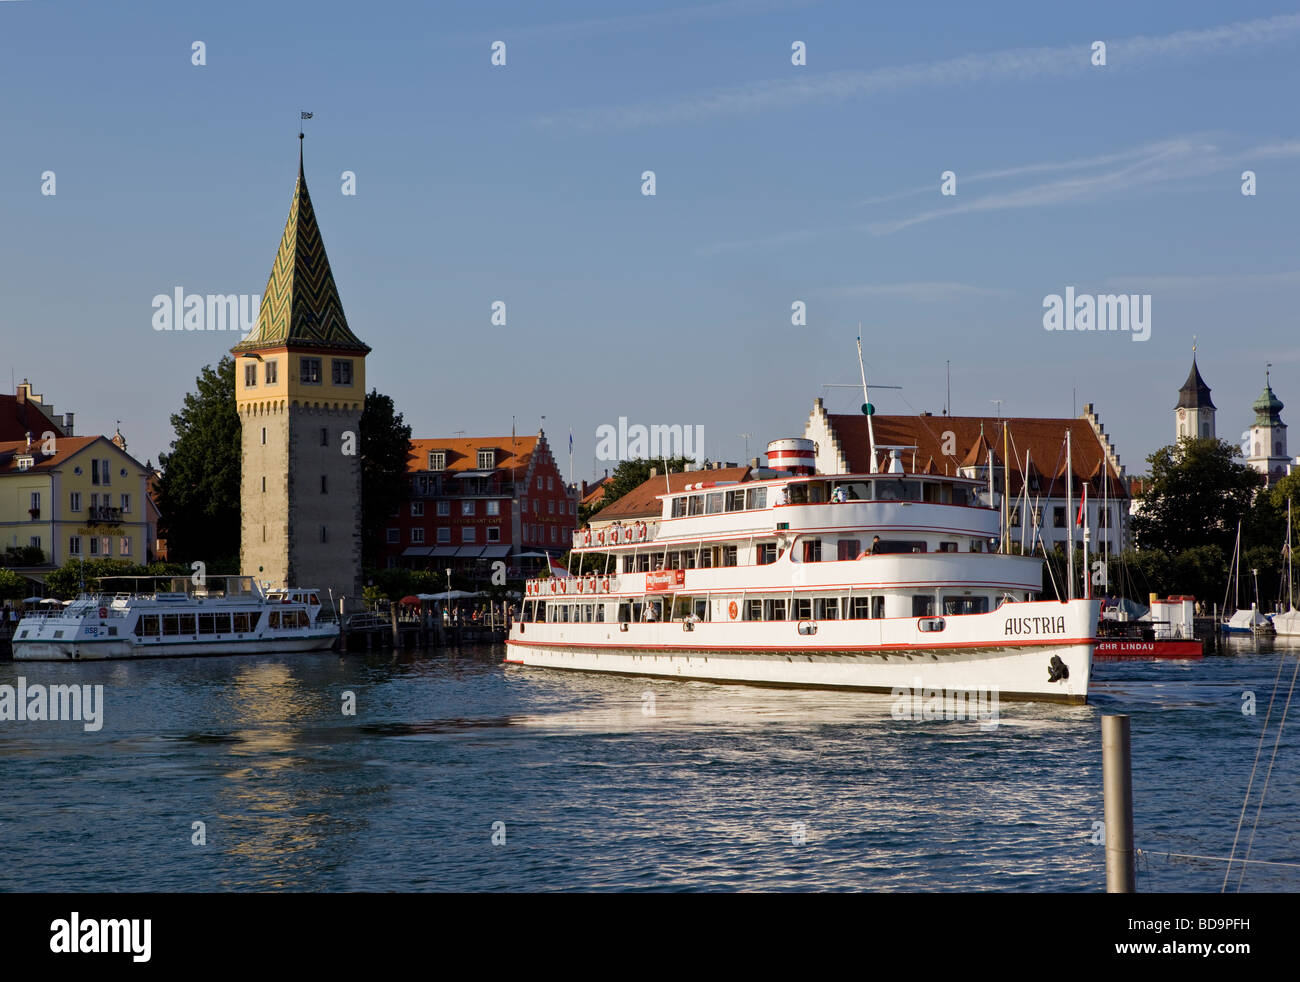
233;612;250;633
162;615;180;636
912;595;935;617
215;613;232;633
944;596;989;615
873;596;885;618
683;551;696;569
179;614;196;634
838;539;861;561
746;487;767;510
923;482;942;503
136;615;159;637
672;497;687;518
874;539;927;555
694;599;708;621
198;614;217;635
952;485;972;507
688;495;704;516
668;552;681;570
787;484;808;504
699;549;713;568
802;539;822;563
757;543;777;565
877;480;922;501
837;482;872;501
815;598;839;620
618;603;631;622
706;492;723;514
721;546;738;567
268;611;280;629
850;597;871;620
745;599;762;621
622;556;634;573
794;598;812;620
725;489;745;512
763;599;787;621
939;542;959;552
636;554;650;572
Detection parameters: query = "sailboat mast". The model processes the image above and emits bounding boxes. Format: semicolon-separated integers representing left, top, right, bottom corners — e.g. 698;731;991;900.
1002;423;1010;554
1066;430;1074;601
856;332;878;474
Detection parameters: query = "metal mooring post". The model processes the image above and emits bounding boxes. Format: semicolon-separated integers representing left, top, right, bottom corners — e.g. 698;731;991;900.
1102;714;1136;892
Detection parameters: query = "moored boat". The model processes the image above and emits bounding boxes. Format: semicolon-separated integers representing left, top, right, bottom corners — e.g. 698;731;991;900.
10;576;338;661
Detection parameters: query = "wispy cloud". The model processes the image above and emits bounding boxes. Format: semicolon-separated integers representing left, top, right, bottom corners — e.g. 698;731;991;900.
1105;269;1300;291
867;137;1300;234
536;13;1300;129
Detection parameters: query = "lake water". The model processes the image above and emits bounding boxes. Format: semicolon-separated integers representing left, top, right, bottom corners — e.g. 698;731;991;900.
1;639;1297;892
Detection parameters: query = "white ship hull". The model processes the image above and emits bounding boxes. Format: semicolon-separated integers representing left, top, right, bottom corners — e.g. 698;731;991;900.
12;632;336;661
508;599;1096;703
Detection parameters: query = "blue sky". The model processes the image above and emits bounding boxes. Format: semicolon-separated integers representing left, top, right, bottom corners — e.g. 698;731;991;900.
2;0;1297;481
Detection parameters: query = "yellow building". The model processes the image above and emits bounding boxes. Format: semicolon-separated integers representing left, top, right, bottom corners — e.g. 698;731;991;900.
231;137;370;604
0;433;155;572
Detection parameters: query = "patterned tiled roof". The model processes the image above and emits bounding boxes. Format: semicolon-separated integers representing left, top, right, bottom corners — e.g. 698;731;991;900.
233;142;369;354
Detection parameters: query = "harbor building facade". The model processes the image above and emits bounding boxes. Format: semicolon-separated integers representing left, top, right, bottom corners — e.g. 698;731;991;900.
232;142;369;606
0;432;156;571
382;432;576;574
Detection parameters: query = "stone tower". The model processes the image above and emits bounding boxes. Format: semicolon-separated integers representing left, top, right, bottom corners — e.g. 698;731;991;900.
1246;368;1289;486
232;138;370;607
1174;351;1215;442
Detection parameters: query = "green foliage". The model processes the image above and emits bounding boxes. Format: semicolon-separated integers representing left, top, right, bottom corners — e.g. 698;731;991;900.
156;357;241;566
0;568;28;600
360;389;413;567
2;545;46;567
44;558;190;599
587;457;694;517
1131;438;1261;555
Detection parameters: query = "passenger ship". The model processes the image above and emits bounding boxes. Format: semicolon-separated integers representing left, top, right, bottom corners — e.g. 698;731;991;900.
11;576;338;661
509;438;1098;703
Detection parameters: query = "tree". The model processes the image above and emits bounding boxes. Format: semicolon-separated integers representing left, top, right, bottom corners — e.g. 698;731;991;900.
156;357;241;566
359;389;412;567
1131;438;1261;556
0;568;27;601
587;457;694;517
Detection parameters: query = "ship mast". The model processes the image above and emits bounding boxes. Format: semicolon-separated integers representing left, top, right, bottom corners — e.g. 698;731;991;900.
856;331;878;473
1066;429;1074;601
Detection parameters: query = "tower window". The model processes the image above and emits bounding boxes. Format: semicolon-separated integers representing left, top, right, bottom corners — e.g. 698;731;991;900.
261;427;267;445
265;360;278;384
331;359;353;385
245;364;257;387
321;475;328;494
262;476;266;493
320;525;328;543
300;358;322;384
321;427;328;446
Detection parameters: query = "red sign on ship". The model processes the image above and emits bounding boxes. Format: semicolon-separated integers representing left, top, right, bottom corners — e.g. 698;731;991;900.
645;569;685;592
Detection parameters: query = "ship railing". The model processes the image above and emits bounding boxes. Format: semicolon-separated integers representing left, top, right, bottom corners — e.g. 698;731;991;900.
573;523;657;549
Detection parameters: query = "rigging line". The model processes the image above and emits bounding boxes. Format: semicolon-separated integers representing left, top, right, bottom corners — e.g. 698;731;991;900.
1142;849;1300;871
1236;652;1300;892
1221;651;1289;892
892;390;966;470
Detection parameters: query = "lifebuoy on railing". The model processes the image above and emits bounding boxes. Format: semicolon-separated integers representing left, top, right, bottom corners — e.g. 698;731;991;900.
583;530;592;546
577;578;585;594
98;606;108;619
597;530;605;545
636;523;646;542
600;577;610;593
587;576;597;594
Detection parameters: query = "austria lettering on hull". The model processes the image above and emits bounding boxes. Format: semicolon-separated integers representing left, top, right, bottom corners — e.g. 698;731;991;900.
1003;615;1067;636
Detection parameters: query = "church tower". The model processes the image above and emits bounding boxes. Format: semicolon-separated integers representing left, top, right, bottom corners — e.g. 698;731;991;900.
1174;348;1215;442
1246;367;1289;486
232;137;370;606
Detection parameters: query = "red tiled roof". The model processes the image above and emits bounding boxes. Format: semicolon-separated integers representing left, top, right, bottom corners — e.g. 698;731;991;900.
827;414;1127;498
407;436;541;481
592;467;752;522
0;436;101;473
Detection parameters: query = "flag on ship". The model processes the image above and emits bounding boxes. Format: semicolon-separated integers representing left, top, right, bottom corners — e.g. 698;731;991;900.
549;557;573;578
1077;483;1087;526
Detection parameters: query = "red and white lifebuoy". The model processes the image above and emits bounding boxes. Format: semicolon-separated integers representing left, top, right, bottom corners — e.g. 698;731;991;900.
597;530;605;545
577;578;585;594
583;530;592;546
600;577;610;593
636;523;646;542
728;601;738;621
98;606;108;619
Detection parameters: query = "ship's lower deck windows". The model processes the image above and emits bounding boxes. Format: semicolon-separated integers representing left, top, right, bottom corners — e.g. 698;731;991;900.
814;597;839;620
837;539;861;561
912;595;936;617
944;596;990;615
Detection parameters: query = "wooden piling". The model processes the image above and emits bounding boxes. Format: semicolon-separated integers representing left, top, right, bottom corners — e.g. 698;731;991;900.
1102;714;1136;893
